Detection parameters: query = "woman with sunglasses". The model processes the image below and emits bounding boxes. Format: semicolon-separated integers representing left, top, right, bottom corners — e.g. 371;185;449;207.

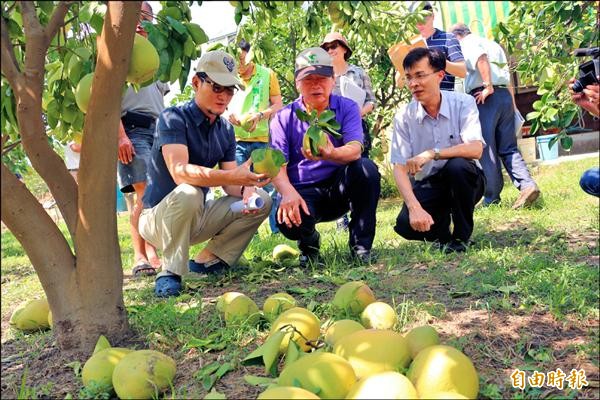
320;32;377;230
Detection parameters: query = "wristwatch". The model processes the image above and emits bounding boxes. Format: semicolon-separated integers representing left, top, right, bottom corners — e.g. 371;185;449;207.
482;82;491;88
258;111;265;121
433;147;441;161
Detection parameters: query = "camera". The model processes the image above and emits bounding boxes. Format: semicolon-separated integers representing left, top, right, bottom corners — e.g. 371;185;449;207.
572;47;599;93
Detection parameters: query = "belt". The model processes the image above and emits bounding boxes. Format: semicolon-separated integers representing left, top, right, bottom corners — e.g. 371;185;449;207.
121;111;156;129
469;85;507;95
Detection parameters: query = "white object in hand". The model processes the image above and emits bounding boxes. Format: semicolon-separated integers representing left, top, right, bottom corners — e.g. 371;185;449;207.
230;193;265;213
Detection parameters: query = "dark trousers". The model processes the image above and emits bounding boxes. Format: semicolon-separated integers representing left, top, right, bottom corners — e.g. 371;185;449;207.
394;158;485;243
277;158;381;254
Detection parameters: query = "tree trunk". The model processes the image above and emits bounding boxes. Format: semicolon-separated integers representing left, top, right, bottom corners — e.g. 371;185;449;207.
1;1;141;357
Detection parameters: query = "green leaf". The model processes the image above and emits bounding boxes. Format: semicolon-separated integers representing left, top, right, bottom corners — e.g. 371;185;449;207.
93;335;111;354
318;110;335;123
295;108;310;122
263;330;286;376
148;29;169;52
89;14;104;34
169;61;182;84
203;389;227;399
166;16;188;36
244;375;275;386
284;340;302;368
559;135;573;150
526;111;540;121
306;125;321;142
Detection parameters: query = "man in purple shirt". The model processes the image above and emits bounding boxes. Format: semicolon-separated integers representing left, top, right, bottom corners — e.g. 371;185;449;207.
270;47;381;266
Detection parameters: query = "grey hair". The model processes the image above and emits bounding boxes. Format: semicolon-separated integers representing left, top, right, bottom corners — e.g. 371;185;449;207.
451;23;471;37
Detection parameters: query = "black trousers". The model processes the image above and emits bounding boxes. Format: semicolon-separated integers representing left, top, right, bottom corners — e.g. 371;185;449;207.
394;158;485;244
277;158;381;255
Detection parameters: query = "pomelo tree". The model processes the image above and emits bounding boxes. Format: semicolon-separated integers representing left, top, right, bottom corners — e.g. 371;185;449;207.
0;0;207;355
495;1;598;147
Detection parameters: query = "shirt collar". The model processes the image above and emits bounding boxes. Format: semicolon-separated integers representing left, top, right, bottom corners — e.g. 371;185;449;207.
296;93;339;113
187;99;222;128
415;91;450;123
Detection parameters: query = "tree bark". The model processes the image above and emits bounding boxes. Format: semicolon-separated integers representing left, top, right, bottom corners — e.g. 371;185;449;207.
1;1;141;356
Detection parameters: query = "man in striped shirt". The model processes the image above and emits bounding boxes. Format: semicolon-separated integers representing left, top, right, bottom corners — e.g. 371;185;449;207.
397;1;467;91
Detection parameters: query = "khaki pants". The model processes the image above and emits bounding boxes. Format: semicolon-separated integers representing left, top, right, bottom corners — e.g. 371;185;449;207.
139;184;271;276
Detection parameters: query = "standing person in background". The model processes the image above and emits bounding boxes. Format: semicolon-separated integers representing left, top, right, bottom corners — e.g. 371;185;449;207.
396;1;467;91
451;23;540;208
64;140;81;182
569;76;599;197
117;1;169;277
320;32;377;231
228;39;283;234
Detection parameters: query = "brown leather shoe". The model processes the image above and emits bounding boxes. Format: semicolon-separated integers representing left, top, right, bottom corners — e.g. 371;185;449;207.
512;185;540;209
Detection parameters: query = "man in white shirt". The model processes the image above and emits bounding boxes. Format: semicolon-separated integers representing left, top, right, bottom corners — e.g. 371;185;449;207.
451;23;540;209
391;47;485;253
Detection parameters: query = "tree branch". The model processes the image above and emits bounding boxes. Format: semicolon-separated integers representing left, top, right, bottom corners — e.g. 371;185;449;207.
19;1;43;37
0;16;21;86
44;1;74;48
1;162;74;290
2;139;22;156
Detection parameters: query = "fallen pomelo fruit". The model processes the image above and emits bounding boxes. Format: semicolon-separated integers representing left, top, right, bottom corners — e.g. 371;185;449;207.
360;301;398;330
324;319;365;347
406;345;479;399
257;386;320;399
263;292;297;322
333;329;411;379
405;325;440;359
112;349;176;400
270;307;320;353
9;298;50;331
332;281;376;316
82;347;133;391
278;351;356;399
216;292;245;314
346;371;418;399
272;244;300;261
224;295;260;326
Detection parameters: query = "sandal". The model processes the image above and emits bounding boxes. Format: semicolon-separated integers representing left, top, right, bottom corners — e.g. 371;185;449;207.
132;262;157;278
154;273;182;298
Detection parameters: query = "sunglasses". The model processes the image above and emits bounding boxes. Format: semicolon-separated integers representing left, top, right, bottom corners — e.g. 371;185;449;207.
200;76;237;96
322;42;340;51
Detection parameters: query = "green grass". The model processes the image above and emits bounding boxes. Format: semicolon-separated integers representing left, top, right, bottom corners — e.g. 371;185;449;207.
1;157;599;399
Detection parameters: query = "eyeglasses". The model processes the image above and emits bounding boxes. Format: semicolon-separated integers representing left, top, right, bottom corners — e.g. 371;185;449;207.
200;76;237;96
322;42;340;51
404;70;440;84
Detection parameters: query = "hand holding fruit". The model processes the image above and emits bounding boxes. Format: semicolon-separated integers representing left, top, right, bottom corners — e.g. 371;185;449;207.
228;113;241;126
231;159;270;187
302;134;334;161
277;189;310;228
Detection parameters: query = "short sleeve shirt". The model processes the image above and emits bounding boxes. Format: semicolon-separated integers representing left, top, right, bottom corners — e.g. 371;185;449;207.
121;81;170;119
460;34;511;93
391;91;484;181
332;64;377;108
427;28;465;91
143;100;236;208
269;94;363;188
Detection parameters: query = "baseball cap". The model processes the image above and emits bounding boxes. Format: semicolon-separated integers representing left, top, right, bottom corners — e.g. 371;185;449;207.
294;47;334;80
320;32;353;60
409;1;433;13
195;50;244;90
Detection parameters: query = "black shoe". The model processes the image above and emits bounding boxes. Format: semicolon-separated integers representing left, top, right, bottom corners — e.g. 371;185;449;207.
441;240;473;254
351;250;377;265
188;258;229;275
336;214;350;231
298;252;325;268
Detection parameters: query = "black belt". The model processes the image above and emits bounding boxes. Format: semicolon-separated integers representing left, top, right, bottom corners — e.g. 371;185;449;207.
121;111;156;129
469;85;507;95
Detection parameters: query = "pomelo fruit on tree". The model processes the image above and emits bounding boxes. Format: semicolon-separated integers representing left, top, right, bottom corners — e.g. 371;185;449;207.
126;34;159;85
75;72;94;114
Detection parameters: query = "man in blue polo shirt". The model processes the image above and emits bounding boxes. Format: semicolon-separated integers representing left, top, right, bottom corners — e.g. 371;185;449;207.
397;1;467;91
270;47;381;266
140;50;272;297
